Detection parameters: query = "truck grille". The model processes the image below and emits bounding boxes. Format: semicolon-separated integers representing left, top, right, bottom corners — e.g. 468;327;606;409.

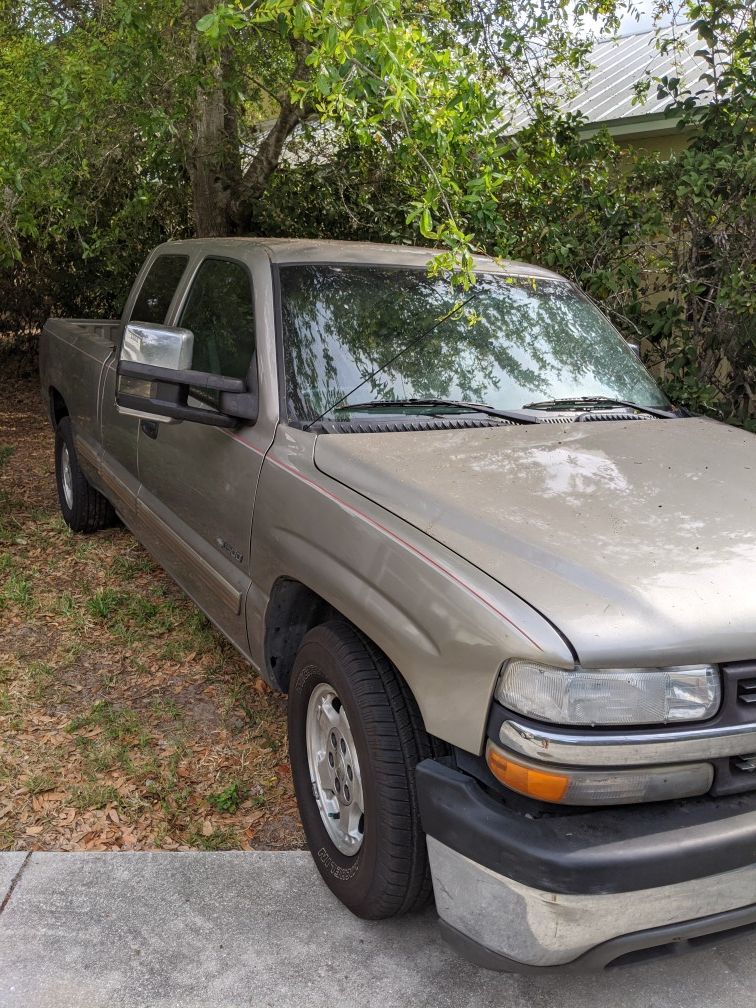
732;754;756;773
738;677;756;707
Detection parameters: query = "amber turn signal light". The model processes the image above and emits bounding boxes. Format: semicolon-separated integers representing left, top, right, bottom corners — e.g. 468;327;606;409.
486;746;570;802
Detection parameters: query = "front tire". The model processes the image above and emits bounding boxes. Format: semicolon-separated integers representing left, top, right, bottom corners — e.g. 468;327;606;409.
288;620;433;919
55;416;116;533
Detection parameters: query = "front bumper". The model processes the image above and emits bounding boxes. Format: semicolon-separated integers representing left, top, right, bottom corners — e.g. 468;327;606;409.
418;760;756;970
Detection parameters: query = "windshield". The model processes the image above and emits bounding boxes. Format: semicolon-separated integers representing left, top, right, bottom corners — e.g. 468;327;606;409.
279;265;670;423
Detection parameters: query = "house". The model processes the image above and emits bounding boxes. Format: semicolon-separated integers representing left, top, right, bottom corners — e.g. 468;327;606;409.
557;23;714;154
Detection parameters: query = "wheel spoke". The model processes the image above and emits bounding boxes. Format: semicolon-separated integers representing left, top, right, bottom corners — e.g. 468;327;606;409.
321;791;340;819
344;801;363;840
317;697;340;729
347;770;364;816
315;749;330;779
60;444;74;509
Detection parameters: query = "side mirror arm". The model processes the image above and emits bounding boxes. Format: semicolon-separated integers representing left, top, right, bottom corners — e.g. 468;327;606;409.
117;360;258;426
118;360;246;394
117;390;239;428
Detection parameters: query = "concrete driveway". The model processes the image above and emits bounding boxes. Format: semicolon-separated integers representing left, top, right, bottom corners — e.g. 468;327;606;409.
1;851;754;1008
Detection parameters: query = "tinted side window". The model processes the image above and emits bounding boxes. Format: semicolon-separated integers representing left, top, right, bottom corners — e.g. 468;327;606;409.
179;258;256;379
130;255;189;323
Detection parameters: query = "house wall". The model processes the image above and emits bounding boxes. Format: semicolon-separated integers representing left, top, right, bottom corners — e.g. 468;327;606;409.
614;130;693;157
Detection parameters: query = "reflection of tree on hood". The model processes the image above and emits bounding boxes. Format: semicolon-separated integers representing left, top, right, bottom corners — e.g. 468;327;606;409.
280;266;666;421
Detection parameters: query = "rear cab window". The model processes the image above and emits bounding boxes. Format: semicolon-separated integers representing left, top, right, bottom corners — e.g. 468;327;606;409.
130;255;189;324
177;257;257;407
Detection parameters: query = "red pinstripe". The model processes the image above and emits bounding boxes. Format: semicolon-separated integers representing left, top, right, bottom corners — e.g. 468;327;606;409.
223;430;544;651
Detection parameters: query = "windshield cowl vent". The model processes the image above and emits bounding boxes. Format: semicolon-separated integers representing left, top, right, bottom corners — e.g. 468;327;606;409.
320;417;515;434
319;411;654;433
576;412;651;423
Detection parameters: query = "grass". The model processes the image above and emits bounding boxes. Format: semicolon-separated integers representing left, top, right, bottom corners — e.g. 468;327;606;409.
110;553;154;577
1;571;34;610
84;588;184;647
70;783;123;811
82;741;133;774
207;781;248;813
86;588;123;620
67;702;153;770
185;825;241;851
67;700;146;741
24;773;57;795
150;697;183;721
0;378;302;852
26;661;57;701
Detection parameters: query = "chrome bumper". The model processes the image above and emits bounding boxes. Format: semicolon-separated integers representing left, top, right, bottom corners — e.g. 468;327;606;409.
499;717;756;766
428;837;756;968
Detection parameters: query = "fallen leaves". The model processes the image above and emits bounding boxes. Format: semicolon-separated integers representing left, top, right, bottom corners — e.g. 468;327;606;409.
0;379;305;854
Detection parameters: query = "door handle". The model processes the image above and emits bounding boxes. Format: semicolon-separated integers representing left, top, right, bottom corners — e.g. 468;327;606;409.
141;420;159;440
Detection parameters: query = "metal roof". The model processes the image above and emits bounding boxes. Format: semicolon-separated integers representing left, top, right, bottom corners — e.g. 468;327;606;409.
250;24;714;144
570;24;711;124
511;23;713;131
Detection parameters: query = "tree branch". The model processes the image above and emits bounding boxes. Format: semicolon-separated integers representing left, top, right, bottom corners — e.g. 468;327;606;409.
232;38;314;230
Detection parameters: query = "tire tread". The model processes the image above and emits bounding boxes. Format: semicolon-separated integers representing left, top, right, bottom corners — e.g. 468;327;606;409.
55;417;117;533
289;618;441;918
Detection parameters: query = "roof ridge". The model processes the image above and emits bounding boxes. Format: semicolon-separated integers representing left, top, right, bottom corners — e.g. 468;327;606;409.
595;20;694;44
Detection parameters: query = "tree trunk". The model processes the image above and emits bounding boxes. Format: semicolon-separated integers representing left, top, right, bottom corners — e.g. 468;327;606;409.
231;105;309;233
185;1;238;237
184;11;311;237
189;63;233;236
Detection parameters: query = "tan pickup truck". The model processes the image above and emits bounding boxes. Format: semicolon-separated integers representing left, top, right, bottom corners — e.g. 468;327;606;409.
40;239;756;971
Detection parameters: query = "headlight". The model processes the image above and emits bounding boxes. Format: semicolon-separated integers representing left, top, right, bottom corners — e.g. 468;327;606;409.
495;659;721;726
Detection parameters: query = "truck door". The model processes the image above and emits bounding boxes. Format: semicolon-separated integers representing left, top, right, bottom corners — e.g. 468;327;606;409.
100;253;190;516
135;254;273;654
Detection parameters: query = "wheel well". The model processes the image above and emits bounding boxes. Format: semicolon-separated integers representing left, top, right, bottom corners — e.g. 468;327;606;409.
49;387;68;427
264;579;337;692
265;579;446;756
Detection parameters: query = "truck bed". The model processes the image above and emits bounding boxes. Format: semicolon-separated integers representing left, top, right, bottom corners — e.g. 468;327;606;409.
38;317;120;448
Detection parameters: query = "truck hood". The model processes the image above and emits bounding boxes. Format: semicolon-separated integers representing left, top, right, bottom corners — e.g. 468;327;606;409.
314;418;756;666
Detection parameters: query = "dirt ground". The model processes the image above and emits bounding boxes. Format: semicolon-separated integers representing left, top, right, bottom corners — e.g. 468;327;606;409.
0;377;304;852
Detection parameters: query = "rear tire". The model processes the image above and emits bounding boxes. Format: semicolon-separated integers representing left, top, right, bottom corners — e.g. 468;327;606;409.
288;619;434;919
55;416;117;533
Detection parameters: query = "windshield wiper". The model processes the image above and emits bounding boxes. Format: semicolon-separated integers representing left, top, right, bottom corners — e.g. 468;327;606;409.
522;396;678;419
334;398;538;424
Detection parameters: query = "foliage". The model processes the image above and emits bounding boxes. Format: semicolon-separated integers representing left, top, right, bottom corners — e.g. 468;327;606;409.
635;2;755;426
0;0;753;423
0;0;603;364
0;0;193;344
252;3;754;424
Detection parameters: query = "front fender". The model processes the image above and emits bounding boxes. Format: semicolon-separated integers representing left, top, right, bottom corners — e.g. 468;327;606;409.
247;430;573;755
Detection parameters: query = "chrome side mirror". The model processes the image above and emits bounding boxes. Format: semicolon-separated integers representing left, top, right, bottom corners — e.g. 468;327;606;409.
116;323;195;424
116;322;255;428
121;322;194;370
